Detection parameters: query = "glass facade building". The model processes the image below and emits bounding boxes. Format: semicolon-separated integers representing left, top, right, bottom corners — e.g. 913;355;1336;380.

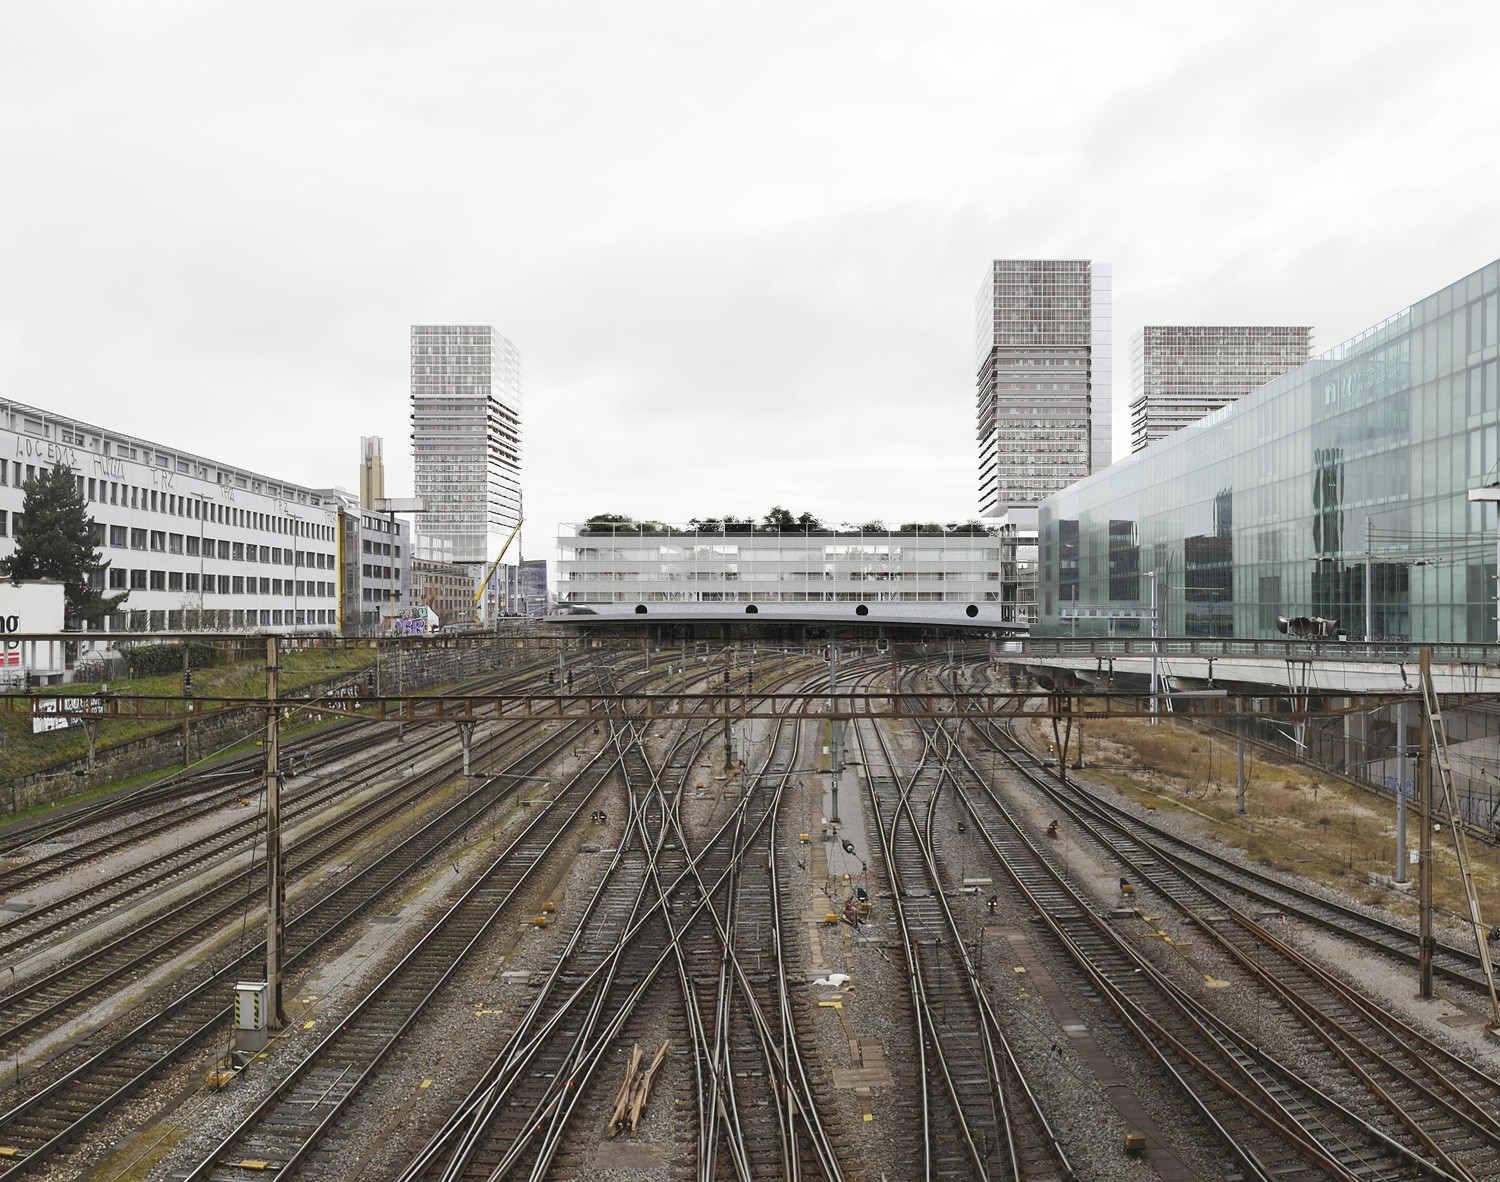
1038;259;1500;643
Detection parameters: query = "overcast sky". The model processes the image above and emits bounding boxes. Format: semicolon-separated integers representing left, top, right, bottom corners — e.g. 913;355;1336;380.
4;2;1498;560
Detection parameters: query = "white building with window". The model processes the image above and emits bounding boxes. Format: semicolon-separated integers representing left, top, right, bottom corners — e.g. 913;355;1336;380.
0;399;341;634
557;523;1023;627
975;259;1111;519
1128;324;1313;453
410;325;522;569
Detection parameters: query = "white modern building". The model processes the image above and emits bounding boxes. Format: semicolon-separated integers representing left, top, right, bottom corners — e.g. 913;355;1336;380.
0;399;340;634
317;487;413;636
556;523;1021;627
410;325;522;571
975;259;1111;519
1128;325;1313;453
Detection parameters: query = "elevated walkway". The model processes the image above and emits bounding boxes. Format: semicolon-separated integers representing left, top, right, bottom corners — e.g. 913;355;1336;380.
1009;637;1500;697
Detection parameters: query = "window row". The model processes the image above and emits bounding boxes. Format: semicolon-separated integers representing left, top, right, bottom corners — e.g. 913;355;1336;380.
107;608;337;630
100;526;333;567
102;569;337;597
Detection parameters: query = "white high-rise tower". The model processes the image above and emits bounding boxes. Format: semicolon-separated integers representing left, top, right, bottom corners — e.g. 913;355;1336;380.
975;260;1111;518
409;325;522;570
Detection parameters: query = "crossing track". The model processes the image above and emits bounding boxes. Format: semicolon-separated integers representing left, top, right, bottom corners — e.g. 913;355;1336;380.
674;716;842;1182
952;705;1500;1181
966;701;1500;997
173;735;628;1180
849;710;1073;1182
390;657;846;1182
907;683;1485;1181
389;718;715;1181
0;706;616;1178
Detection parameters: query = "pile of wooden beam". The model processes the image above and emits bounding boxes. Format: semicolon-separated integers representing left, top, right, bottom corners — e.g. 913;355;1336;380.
608;1040;670;1138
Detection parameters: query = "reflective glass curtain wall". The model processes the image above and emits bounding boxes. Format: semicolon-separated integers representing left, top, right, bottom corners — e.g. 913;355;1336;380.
1037;260;1500;642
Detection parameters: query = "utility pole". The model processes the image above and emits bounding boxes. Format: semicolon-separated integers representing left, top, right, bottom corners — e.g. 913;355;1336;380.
828;644;842;826
181;646;192;767
1418;648;1434;999
1395;701;1409;885
1236;712;1247;815
265;636;285;1028
1148;570;1160;724
1364;515;1374;643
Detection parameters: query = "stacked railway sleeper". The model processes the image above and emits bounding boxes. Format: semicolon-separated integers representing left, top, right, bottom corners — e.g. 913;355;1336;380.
851;705;1072;1182
917;700;1485;1182
954;710;1500;1181
0;699;622;1178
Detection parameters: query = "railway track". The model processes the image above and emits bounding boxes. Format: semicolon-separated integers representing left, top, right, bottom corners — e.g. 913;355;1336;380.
175;736;625;1180
923;687;1486;1181
0;711;606;1178
852;710;1072;1182
0;705;575;1057
973;706;1500;996
954;707;1500;1180
391;657;843;1181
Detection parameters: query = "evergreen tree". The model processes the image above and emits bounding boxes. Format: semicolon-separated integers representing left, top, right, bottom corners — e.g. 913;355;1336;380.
1;462;127;627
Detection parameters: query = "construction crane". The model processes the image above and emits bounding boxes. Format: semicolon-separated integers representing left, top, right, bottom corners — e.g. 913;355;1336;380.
473;518;525;620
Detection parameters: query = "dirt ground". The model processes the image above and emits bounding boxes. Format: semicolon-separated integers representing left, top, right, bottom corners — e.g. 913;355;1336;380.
1018;711;1500;936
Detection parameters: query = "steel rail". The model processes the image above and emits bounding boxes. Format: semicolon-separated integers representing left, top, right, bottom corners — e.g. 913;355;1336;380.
398;663;844;1181
972;706;1500;993
0;708;608;1178
941;705;1466;1182
175;740;623;1181
958;712;1500;1179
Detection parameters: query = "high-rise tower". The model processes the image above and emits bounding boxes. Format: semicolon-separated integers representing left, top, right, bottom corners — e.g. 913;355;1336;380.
975;260;1111;518
1128;325;1312;453
409;325;522;568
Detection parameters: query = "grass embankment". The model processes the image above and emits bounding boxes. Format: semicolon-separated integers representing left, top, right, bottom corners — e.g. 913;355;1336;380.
1034;715;1500;930
0;646;376;785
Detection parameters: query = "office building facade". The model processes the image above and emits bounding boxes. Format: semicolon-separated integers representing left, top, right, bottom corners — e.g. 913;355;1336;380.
410;325;522;568
557;523;1015;626
321;489;412;636
412;557;477;631
1129;325;1313;453
0;399;340;635
975;259;1111;518
1037;259;1500;643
